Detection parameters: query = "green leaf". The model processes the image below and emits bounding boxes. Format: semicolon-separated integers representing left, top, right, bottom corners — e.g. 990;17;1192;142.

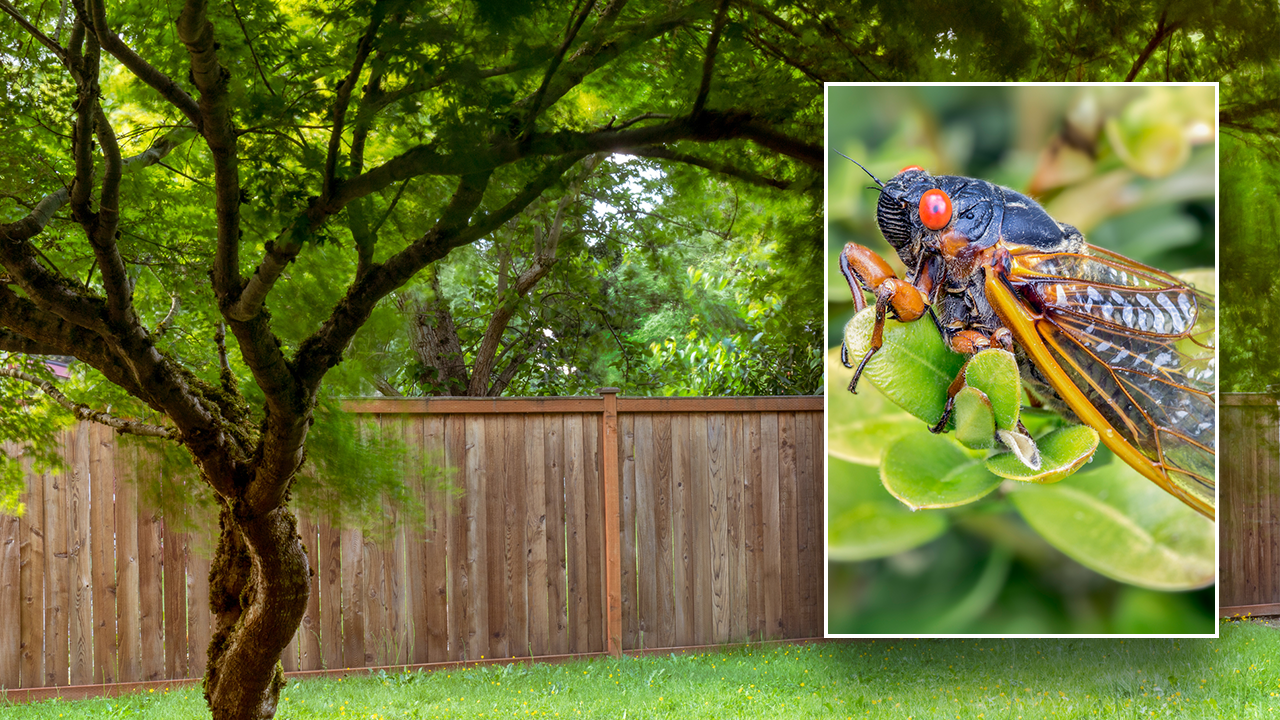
880;431;1002;509
987;425;1100;483
962;349;1021;431
842;307;966;429
1008;461;1214;590
826;348;922;465
828;458;948;561
952;386;996;450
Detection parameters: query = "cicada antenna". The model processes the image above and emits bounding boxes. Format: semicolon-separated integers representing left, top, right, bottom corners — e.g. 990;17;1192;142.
832;150;885;189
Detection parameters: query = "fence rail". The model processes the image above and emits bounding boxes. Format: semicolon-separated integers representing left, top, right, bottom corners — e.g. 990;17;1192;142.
0;393;823;690
1222;393;1280;615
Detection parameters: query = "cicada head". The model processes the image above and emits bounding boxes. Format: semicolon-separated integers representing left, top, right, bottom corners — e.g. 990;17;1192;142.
876;168;1007;253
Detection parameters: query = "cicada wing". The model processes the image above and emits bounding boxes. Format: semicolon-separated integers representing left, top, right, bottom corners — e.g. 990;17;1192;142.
1008;248;1215;512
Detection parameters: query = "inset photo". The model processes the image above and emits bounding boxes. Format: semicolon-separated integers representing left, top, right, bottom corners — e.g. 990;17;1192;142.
825;84;1217;635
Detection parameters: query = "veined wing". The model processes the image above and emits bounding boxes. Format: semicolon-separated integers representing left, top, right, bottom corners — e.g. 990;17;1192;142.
1001;246;1215;516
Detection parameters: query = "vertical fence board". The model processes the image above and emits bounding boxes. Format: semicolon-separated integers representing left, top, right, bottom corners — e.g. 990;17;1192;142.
341;527;365;668
44;442;69;686
360;419;388;668
464;415;489;661
445;416;468;661
652;413;675;649
1230;406;1246;606
0;498;19;688
87;424;117;684
420;415;450;664
188;536;212;677
162;528;188;679
19;450;44;687
671;413;693;647
403;415;428;667
633;414;656;649
484;415;509;659
525;415;549;658
114;449;139;682
505;415;529;658
582;415;604;653
806;411;823;636
298;512;322;671
707;413;729;644
1265;407;1279;607
690;414;713;645
543;415;569;656
1245;409;1259;604
67;424;92;686
728;413;747;642
792;412;815;636
359;511;386;667
777;413;800;638
746;414;764;640
384;416;410;667
393;477;411;666
318;520;342;670
619;414;638;650
136;454;164;682
759;413;782;639
563;414;587;654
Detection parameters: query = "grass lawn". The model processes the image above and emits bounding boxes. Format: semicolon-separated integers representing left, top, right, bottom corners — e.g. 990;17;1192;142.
2;619;1277;719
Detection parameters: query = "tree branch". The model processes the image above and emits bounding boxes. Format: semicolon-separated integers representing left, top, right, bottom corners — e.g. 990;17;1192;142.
0;328;64;355
176;0;243;304
0;367;177;438
153;295;181;338
691;0;730;116
628;146;795;189
1124;10;1182;82
371;375;401;397
0;0;68;62
0;126;194;333
228;0;275;96
0;285;141;398
88;103;136;325
322;110;818;218
81;0;202;126
519;0;597;142
322;1;386;203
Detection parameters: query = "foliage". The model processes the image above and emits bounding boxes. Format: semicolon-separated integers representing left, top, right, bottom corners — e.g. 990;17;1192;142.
1221;134;1280;391
0;355;72;516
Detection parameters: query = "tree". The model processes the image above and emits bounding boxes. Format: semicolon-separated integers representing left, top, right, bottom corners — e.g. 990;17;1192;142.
0;1;819;718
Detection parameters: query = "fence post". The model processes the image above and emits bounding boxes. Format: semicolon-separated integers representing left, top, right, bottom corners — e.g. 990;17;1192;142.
598;388;622;656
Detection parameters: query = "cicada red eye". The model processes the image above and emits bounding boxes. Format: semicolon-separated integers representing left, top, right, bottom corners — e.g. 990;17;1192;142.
899;165;923;174
919;188;952;230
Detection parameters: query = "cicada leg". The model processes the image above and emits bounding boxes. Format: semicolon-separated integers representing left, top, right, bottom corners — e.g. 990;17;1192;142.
927;328;1013;434
839;243;929;393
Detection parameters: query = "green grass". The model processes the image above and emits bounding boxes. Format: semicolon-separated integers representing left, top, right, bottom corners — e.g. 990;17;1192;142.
3;619;1279;719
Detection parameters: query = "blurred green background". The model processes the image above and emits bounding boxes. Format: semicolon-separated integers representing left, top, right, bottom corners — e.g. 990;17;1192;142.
826;85;1216;634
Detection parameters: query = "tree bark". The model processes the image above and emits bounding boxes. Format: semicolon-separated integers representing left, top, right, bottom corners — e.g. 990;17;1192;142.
204;500;310;720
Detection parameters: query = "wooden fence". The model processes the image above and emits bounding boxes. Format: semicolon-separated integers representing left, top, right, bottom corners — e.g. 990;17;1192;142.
0;392;823;690
1222;393;1280;615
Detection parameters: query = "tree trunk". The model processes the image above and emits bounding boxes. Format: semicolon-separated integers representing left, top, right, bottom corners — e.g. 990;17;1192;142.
203;499;311;720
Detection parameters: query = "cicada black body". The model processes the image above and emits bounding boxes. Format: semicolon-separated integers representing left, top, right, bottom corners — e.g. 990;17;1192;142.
840;164;1215;519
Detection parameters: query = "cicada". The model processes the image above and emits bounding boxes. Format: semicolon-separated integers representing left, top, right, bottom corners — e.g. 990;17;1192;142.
839;161;1215;519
